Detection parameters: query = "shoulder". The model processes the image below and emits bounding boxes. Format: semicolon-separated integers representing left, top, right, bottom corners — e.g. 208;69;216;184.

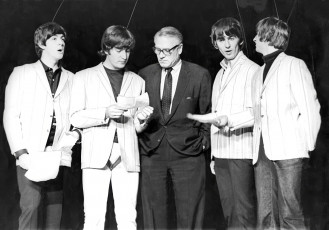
75;64;100;77
183;61;209;73
139;63;159;75
280;53;306;67
126;70;144;83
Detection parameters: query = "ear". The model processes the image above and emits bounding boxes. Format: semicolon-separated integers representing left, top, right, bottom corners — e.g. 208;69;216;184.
38;42;46;50
178;44;183;55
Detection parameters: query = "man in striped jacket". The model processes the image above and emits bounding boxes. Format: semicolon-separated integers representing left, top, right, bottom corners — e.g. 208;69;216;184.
188;17;259;229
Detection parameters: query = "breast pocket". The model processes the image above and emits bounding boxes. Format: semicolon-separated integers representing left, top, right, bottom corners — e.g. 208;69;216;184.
180;97;198;114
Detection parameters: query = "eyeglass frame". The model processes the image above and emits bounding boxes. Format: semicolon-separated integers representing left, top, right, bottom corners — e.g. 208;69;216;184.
152;43;182;56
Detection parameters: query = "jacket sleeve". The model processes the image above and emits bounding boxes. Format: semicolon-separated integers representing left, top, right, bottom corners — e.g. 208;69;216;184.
3;67;26;154
290;59;321;151
227;64;258;130
198;70;212;151
69;71;110;129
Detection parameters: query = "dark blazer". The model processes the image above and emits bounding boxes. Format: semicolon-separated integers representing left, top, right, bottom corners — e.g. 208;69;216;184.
138;60;212;156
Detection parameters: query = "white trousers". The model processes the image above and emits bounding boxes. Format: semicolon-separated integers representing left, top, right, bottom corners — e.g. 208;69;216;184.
82;144;139;230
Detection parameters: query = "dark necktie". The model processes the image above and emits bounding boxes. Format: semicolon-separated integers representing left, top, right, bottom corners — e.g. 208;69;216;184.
161;67;173;119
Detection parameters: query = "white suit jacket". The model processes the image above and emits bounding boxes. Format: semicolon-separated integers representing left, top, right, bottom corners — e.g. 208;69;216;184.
3;61;74;155
211;52;259;159
252;53;321;164
70;63;144;172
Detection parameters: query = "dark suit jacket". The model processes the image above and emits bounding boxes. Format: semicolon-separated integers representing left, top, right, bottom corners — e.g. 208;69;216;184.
138;60;212;156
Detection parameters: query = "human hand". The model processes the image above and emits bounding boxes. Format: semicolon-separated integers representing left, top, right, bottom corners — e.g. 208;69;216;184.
136;106;154;123
60;146;73;167
18;154;30;170
210;160;215;175
213;115;228;128
105;104;128;119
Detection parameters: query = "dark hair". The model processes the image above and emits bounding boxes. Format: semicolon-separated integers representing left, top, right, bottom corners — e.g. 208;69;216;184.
256;17;290;51
98;25;135;56
34;22;66;58
210;17;244;49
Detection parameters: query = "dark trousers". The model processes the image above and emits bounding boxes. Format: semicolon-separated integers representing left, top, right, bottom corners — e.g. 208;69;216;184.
141;138;206;230
17;166;64;230
214;158;257;230
255;137;307;230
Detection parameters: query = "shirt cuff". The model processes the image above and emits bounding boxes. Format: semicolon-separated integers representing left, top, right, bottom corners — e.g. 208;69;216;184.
15;149;28;159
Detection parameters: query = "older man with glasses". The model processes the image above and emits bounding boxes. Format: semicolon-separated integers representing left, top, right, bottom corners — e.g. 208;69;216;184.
138;26;212;229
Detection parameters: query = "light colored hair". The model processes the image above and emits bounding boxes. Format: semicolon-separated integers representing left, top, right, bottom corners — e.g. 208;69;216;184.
256;17;290;51
154;26;183;43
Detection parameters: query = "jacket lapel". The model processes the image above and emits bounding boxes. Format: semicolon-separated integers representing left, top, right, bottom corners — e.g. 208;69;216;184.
220;53;245;94
168;61;190;120
152;65;164;121
261;53;285;94
34;61;52;96
54;68;69;98
119;71;133;96
97;63;116;101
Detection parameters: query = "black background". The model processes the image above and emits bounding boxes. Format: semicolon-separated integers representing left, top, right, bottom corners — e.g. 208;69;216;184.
1;0;329;229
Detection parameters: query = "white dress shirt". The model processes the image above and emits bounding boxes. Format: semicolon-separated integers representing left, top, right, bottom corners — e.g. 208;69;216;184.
160;60;182;113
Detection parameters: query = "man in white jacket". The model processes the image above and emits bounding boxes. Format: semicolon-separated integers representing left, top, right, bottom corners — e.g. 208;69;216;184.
3;22;77;230
188;17;258;229
251;17;321;229
70;25;153;230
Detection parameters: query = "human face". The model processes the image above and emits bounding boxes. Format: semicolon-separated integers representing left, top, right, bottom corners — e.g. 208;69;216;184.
104;47;131;70
40;34;65;62
215;32;241;61
253;34;269;55
153;35;182;68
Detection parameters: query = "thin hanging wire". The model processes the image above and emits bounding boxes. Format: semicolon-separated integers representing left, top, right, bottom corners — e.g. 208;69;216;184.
127;0;139;28
235;0;249;57
273;0;280;19
52;0;66;22
287;0;298;23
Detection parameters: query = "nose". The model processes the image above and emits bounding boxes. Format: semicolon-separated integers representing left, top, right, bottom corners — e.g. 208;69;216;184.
159;51;166;58
224;39;230;48
253;36;257;42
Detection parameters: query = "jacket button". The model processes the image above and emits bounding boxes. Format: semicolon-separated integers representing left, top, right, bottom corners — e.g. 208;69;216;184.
157;139;161;142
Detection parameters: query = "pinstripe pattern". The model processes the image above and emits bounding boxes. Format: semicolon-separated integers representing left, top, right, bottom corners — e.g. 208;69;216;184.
70;63;145;172
211;52;259;159
3;61;73;155
252;53;321;164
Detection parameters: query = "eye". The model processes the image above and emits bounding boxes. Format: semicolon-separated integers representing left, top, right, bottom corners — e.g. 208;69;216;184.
217;38;225;42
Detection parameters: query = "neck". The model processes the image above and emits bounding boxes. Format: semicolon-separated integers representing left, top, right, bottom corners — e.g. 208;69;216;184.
40;55;59;70
262;46;278;56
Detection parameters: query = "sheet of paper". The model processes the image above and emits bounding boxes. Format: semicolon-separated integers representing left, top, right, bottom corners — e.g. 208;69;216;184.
56;132;79;149
25;151;61;182
117;92;149;109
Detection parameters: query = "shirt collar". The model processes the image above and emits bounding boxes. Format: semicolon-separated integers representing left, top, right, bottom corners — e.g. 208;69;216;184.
220;51;243;70
262;50;282;64
40;60;62;73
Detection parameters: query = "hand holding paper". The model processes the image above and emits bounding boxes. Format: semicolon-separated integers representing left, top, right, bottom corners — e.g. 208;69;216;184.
136;106;154;123
117;92;149;109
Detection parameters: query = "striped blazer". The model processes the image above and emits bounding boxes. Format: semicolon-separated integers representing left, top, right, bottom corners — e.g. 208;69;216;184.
70;63;145;172
251;53;321;164
211;52;259;159
3;61;74;155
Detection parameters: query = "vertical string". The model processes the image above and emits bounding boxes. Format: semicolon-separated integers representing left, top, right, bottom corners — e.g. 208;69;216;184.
235;0;249;57
127;0;140;28
52;0;66;22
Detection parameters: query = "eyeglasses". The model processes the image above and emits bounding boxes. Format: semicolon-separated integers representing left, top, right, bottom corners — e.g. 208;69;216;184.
152;44;181;56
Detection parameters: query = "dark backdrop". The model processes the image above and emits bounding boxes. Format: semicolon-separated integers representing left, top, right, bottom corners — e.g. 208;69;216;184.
1;0;329;229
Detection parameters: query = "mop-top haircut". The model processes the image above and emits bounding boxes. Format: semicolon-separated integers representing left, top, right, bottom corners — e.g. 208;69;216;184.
210;17;244;49
99;25;135;56
34;22;67;58
256;17;290;51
